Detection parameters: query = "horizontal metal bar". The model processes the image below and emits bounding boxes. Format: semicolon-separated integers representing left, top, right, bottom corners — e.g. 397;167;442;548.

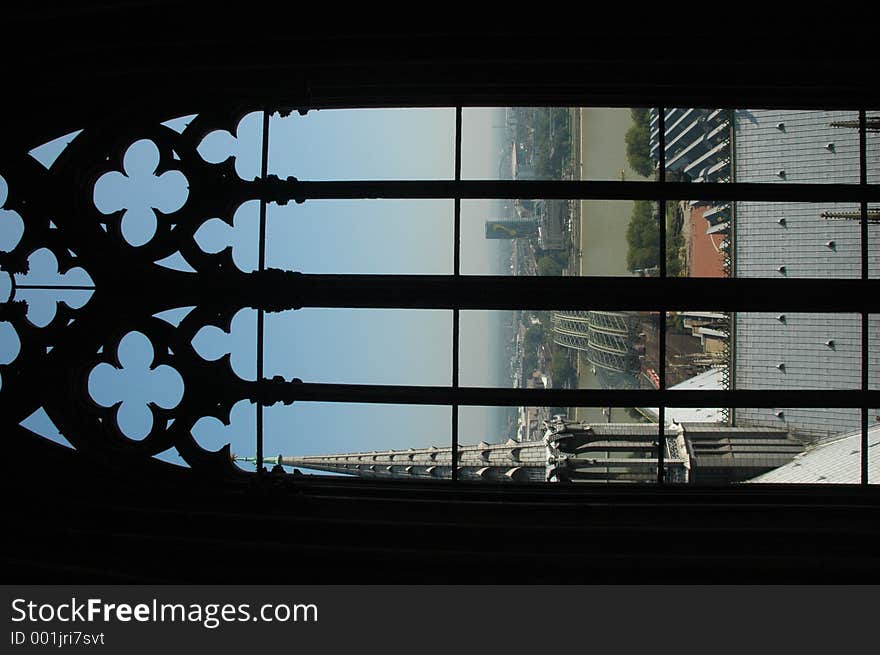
273;179;880;203
291;275;880;312
15;284;96;290
275;383;880;409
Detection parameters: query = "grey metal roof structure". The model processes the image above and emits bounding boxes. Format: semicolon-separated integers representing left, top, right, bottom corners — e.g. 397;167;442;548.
734;312;878;441
642;366;724;424
734;109;880;279
735;109;868;184
748;420;880;484
733;110;880;440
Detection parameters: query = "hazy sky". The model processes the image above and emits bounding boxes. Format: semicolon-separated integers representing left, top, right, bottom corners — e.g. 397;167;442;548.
0;107;508;470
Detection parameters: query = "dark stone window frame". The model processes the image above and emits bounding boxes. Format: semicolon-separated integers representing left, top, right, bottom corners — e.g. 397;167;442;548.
1;102;878;484
3;17;880;487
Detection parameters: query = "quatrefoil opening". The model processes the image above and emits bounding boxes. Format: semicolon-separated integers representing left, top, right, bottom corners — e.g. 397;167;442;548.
88;331;184;440
0;320;20;393
93;139;188;247
0;174;25;253
14;248;93;327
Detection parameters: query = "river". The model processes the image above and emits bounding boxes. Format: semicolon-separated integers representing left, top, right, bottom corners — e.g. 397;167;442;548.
575;107;651;423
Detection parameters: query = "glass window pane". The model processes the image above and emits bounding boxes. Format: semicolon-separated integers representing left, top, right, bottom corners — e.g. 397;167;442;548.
669;200;728;278
857;111;878;278
738;201;872;278
459;405;658;484
872;314;880;391
665;311;864;394
659;407;856;484
264;403;452;479
734;313;861;392
737;109;861;184
872;408;880;485
665;109;862;184
269;108;455;180
463;107;655;182
664;311;729;391
868;112;880;184
265;309;452;386
266;200;453;274
869;203;880;279
461;309;657;391
661;108;732;183
462;199;659;277
670;198;876;280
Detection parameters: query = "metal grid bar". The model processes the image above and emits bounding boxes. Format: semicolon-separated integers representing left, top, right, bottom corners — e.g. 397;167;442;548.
289;275;880;312
256;108;270;475
860;109;869;485
657;107;666;484
14;284;96;290
452;107;462;482
273;180;880;203
658;317;665;484
862;109;869;276
244;104;879;486
282;383;880;408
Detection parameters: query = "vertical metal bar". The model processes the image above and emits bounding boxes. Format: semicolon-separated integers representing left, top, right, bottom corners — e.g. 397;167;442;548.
657;107;666;184
452;299;460;482
256;108;270;475
455;107;463;274
860;109;869;484
862;397;869;485
861;109;868;277
657;314;666;485
657;107;666;484
452;106;462;482
658;107;667;276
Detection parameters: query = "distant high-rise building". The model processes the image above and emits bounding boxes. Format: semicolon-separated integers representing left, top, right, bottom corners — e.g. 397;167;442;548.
485;219;537;239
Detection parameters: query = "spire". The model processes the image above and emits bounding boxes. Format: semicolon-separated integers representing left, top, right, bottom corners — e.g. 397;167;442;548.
244;419;803;485
279;441;549;482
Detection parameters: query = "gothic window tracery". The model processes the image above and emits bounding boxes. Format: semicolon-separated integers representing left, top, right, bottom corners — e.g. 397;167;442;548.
1;104;878;485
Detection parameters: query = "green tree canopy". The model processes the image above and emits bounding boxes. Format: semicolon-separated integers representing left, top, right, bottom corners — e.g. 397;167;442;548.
630;107;651;125
537;255;564;277
626;200;659;272
625;121;653;178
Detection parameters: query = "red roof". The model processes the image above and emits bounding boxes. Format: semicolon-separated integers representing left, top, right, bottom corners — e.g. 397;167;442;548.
688;205;725;278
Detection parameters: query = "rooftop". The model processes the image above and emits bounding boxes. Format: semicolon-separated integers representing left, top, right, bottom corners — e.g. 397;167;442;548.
748;422;880;484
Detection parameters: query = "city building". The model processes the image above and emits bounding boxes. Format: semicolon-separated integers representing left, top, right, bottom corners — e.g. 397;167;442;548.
651;108;880;440
551;310;645;388
484;218;538;239
535;199;567;250
729;110;880;438
747;421;880;484
266;417;804;485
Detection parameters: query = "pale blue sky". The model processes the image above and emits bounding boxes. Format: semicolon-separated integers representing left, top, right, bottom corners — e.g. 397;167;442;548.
0;107;509;471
